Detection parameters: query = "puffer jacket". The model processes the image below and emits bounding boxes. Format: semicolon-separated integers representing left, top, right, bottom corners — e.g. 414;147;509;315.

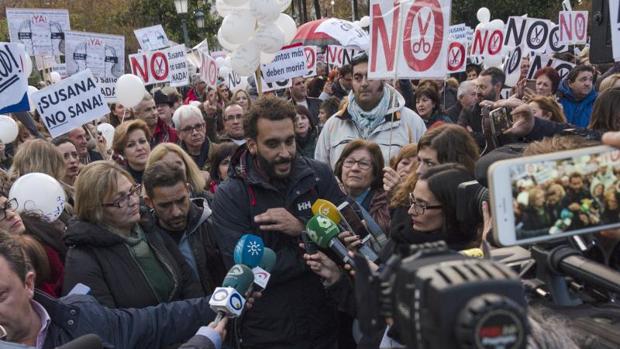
62;218;204;309
211;145;348;348
558;79;597;128
314;85;427;169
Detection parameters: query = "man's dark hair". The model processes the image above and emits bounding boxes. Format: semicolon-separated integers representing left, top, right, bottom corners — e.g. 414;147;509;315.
350;53;368;68
466;64;482;75
244;95;296;140
0;230;30;283
566;64;595;83
340;64;353;76
480;67;506;88
143;160;188;198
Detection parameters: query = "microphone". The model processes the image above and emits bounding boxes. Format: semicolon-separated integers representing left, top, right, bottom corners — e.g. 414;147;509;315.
252;247;276;291
55;334;103;349
233;234;265;268
305;214;356;268
209;264;254;324
312;199;378;261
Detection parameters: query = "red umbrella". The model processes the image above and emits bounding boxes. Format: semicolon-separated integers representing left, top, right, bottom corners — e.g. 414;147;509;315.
292;19;340;47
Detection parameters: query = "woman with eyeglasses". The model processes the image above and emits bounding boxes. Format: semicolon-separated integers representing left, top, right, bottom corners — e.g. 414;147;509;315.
112;119;152;183
62;161;202;308
334;140;390;234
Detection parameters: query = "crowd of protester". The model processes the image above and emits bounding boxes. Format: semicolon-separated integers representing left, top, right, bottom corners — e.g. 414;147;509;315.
1;47;620;349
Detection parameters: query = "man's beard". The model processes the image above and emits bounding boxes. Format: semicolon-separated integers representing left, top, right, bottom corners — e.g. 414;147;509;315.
256;152;294;180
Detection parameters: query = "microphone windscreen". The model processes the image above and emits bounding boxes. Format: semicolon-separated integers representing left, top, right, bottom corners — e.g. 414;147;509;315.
55;334;103;349
222;264;254;293
259;247;277;272
234;234;265;268
311;199;342;224
305;215;340;248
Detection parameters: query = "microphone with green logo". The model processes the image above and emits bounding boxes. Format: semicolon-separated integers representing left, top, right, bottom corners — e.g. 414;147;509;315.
305;214;356;268
209;264;254;324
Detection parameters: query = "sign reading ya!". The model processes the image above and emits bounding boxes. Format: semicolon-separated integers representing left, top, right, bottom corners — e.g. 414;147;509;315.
369;0;451;79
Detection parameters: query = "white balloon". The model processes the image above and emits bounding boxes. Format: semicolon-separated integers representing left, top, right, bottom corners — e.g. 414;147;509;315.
484;53;504;68
477;7;491;24
221;13;256;45
9;173;66;222
116;74;146;108
219;66;232;79
275;0;291;11
260;51;276;64
27;86;39;113
360;16;371;28
50;71;61;83
223;0;249;6
218;28;241;51
250;0;281;24
274;14;297;45
215;57;226;67
97;123;115;151
0;115;18;144
254;23;285;53
223;55;233;68
231;42;260;76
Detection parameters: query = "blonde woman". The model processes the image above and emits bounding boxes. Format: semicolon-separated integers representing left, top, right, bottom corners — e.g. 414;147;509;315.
146;143;208;196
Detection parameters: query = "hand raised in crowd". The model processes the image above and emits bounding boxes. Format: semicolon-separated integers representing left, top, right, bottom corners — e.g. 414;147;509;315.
255;208;304;236
504;104;535;137
338;231;362;251
382;166;401;193
303;249;342;286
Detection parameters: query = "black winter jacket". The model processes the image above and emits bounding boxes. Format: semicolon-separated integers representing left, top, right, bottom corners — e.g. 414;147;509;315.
34;291;216;349
62;218;204;308
211;147;347;348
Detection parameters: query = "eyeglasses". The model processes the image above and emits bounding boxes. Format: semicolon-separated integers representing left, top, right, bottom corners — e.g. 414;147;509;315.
0;198;18;221
224;114;243;122
343;158;371;170
180;123;205;134
408;193;442;215
103;184;141;208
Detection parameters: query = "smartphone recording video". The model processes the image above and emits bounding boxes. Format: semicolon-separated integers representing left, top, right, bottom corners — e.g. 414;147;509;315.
489;146;620;246
489;107;513;135
525;79;536;91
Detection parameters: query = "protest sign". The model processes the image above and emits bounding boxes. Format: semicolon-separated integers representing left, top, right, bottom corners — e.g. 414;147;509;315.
0;43;30;114
227;71;244;91
326;45;360;67
559;11;588;45
303;46;318;78
504;16;527;49
610;0;620;62
369;0;452;79
503;47;524;87
129;44;189;87
447;24;467;73
199;52;219;89
257;69;291;92
32;69;110;138
471;21;504;59
134;25;170;51
260;45;308;83
523;19;552;54
6;8;70;57
526;54;575;80
65;31;124;101
504;16;567;55
315;18;370;51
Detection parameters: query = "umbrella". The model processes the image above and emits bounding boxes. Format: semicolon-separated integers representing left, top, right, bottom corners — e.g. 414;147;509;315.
292;18;369;51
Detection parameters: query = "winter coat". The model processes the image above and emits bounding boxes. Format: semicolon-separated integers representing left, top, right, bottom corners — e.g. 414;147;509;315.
558;79;598;128
62;218;204;309
211;146;348;348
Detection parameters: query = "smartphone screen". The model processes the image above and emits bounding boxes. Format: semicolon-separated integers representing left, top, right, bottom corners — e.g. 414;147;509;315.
490;107;513;135
490;146;620;245
525;79;536;91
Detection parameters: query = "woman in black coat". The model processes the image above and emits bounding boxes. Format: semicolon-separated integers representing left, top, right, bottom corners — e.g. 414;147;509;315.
62;161;202;308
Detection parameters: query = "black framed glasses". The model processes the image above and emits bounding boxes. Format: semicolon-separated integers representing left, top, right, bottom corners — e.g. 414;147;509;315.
343;158;372;171
0;198;18;221
408;193;442;215
180;123;205;134
103;184;141;209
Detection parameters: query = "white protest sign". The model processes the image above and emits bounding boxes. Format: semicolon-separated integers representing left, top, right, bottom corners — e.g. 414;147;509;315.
369;0;451;79
524;19;552;54
32;69;110;138
326;45;360;67
526;54;575;81
226;71;245;91
610;0;620;62
315;18;370;51
64;31;124;101
261;45;308;83
134;25;170;51
257;69;291;92
447;24;467;73
0;43;30;114
504;16;528;49
503;47;524;87
199;52;219;89
547;24;568;53
6;8;70;57
129;44;189;87
303;46;318;78
559;11;588;45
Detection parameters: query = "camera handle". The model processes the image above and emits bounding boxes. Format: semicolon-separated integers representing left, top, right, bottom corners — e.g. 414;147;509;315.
531;245;620;306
